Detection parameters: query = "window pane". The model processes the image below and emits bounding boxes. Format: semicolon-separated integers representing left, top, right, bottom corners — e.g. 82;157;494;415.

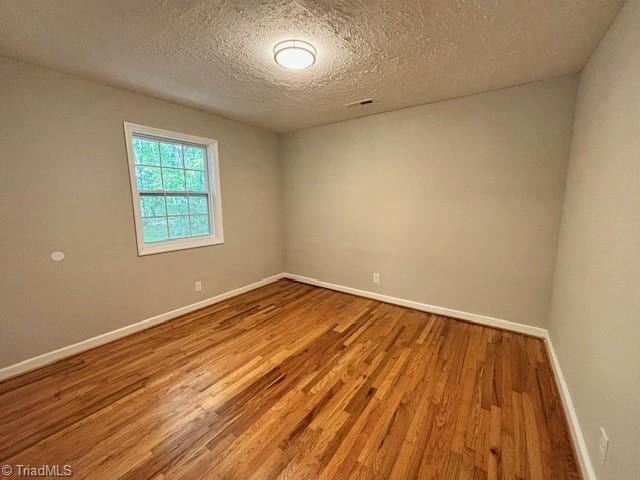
133;138;160;165
142;217;168;242
162;168;185;191
129;127;220;249
160;142;183;168
166;195;189;215
188;195;209;215
190;214;210;236
184;146;206;170
168;216;190;238
186;170;207;192
135;165;162;190
140;195;166;217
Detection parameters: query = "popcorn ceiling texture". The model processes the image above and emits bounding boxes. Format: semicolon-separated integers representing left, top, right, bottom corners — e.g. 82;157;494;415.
0;0;624;132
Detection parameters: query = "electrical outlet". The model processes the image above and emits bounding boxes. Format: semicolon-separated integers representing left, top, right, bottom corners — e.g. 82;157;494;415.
598;427;609;467
194;281;203;292
372;273;380;284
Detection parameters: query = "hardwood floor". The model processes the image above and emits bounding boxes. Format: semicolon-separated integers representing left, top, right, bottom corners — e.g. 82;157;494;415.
0;279;580;479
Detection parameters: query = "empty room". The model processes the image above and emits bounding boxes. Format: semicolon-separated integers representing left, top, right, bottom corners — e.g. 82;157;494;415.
1;1;638;479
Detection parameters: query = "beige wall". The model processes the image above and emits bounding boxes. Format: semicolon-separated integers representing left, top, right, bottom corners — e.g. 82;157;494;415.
2;14;638;474
549;0;640;478
282;76;577;328
0;57;284;368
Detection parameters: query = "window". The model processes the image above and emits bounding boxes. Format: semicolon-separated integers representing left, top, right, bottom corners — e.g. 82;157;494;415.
123;122;223;255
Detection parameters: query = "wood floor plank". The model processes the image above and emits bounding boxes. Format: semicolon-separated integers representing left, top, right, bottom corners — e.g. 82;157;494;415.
0;279;581;479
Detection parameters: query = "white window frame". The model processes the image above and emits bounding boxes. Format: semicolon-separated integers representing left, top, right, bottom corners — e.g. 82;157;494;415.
123;122;224;256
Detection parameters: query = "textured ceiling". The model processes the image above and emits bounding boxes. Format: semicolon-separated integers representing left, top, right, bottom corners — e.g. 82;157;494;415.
0;0;625;132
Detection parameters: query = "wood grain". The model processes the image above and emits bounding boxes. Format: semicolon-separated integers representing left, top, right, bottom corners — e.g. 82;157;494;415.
0;279;581;479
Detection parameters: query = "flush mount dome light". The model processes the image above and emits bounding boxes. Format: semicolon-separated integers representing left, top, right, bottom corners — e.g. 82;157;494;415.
273;40;317;70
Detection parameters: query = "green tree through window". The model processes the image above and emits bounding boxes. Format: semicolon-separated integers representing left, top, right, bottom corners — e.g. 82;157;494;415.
132;136;211;243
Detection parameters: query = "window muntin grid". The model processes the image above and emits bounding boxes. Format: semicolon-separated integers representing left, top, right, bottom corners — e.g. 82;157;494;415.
132;135;212;243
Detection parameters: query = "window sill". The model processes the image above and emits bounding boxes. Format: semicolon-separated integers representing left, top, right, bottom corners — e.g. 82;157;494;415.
137;236;224;256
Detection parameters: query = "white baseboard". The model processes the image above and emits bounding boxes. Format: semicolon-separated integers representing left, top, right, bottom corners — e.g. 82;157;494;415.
284;272;594;480
283;272;547;338
0;270;594;480
543;333;597;480
0;273;285;381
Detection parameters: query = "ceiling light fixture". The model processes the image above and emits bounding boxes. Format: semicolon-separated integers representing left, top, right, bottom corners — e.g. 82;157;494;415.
273;40;316;70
